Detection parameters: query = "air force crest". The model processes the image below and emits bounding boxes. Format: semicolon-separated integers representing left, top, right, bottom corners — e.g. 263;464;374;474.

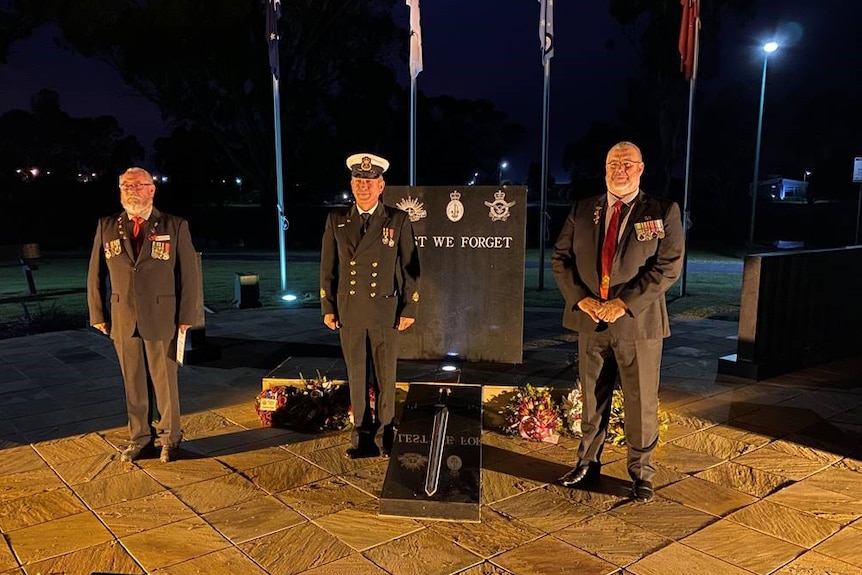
484;189;516;222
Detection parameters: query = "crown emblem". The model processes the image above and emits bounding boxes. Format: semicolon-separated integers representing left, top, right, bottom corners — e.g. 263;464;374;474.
360;156;372;171
450;190;461;201
494;189;506;200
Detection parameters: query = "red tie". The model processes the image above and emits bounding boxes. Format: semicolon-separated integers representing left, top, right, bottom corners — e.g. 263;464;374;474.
131;216;145;258
600;201;623;300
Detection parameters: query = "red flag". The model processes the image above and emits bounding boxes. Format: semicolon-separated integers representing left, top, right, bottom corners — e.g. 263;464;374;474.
678;0;699;80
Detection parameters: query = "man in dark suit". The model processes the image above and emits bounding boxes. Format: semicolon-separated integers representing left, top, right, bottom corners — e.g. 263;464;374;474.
551;141;684;501
87;167;201;463
320;153;420;459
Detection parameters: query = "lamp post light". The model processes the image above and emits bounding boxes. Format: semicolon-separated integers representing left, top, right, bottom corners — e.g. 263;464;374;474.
498;161;508;185
748;41;779;250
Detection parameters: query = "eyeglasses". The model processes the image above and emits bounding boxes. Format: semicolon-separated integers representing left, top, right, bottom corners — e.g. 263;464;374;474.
606;161;642;172
120;183;153;191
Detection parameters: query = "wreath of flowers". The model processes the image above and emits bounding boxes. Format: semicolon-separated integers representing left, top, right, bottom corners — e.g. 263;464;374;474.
560;383;584;437
255;373;351;432
503;381;667;446
501;384;561;444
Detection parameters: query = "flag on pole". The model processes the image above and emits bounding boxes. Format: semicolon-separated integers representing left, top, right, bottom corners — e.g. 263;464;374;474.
266;0;282;80
406;0;423;78
678;0;699;80
539;0;554;64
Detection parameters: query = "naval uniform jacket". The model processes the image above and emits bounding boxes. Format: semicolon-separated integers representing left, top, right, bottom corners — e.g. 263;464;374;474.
87;208;200;341
551;191;684;339
320;203;420;327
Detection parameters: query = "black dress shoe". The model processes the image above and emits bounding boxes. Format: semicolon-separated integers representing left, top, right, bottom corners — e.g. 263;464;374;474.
344;447;378;460
631;479;654;502
559;462;601;488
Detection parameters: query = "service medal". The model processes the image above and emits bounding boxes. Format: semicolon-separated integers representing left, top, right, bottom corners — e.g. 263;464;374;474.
151;241;171;260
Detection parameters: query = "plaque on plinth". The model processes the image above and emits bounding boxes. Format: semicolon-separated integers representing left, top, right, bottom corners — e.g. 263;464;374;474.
379;383;481;522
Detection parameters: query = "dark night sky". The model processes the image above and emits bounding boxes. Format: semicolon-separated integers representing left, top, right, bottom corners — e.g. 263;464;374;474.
1;0;859;182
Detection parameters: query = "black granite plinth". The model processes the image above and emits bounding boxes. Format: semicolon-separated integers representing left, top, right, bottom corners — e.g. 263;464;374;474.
379;383;482;522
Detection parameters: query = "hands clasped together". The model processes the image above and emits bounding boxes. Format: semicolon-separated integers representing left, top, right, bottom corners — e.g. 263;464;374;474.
577;297;627;324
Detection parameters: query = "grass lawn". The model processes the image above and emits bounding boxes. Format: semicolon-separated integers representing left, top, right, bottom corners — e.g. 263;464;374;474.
0;249;742;337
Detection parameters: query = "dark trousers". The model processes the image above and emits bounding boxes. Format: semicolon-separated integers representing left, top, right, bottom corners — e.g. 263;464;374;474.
577;330;662;481
113;336;182;447
340;326;398;451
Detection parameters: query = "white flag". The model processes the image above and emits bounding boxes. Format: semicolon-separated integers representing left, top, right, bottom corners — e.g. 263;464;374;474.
406;0;423;78
539;0;554;64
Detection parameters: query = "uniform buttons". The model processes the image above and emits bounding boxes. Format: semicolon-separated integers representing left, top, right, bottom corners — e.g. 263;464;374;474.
350;270;357;276
372;262;378;267
371;272;378;277
350;280;356;285
370;293;376;298
370;282;377;288
349;290;356;295
349;260;356;266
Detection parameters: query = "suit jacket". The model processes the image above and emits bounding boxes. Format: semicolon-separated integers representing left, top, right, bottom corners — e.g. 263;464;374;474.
87;208;201;341
320;203;420;328
551;191;684;340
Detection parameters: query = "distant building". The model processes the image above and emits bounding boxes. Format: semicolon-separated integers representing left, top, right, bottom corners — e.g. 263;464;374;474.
756;177;808;203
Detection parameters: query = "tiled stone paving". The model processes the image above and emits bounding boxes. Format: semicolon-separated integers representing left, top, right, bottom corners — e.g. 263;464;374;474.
0;307;860;575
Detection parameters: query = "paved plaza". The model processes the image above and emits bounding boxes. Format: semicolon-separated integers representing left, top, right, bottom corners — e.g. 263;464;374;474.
1;307;860;575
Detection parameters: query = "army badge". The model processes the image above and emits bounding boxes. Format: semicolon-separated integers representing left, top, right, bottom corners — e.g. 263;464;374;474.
151;241;171;260
103;239;122;259
382;227;395;247
396;196;427;222
634;218;666;241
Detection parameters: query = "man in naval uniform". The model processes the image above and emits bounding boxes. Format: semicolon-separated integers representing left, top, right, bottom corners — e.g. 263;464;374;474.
87;167;201;463
551;141;684;502
320;153;420;459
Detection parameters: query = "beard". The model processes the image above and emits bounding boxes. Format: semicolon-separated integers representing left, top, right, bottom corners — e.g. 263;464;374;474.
122;197;152;215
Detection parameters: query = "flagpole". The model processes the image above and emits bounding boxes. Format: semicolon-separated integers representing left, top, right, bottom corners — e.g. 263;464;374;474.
537;0;553;290
410;74;417;186
407;0;422;187
266;0;288;295
538;58;551;291
272;72;287;293
679;10;700;298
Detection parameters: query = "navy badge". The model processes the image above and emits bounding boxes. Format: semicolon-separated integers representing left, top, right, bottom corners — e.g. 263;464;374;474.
446;190;464;222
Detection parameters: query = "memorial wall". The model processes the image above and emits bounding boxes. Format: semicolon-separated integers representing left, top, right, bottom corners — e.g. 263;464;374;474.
385;185;527;363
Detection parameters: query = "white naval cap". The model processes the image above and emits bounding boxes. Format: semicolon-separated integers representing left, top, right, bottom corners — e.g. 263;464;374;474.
346;153;390;179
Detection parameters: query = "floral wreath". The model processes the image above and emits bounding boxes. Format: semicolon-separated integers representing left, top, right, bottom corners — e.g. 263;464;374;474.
255;372;351;432
501;384;561;444
502;381;667;446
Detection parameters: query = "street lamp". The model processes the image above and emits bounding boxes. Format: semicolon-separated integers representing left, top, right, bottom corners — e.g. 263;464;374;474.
498;160;509;185
748;41;779;250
